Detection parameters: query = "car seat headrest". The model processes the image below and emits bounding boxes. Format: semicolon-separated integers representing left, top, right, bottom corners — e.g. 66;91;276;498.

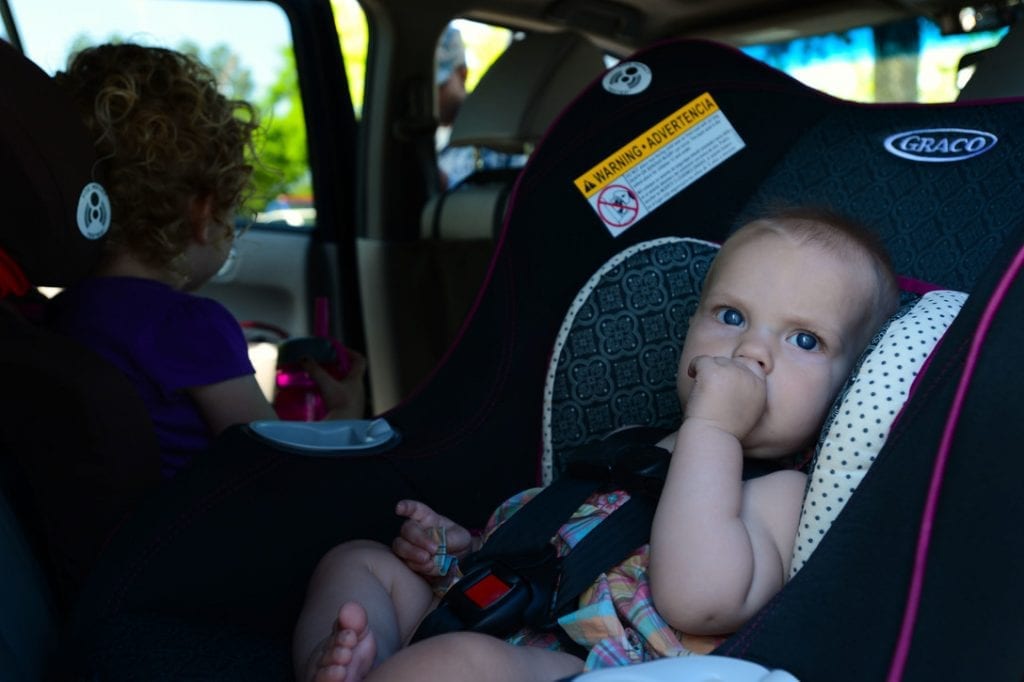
792;288;966;574
448;31;606;154
0;40;108;294
540;235;968;578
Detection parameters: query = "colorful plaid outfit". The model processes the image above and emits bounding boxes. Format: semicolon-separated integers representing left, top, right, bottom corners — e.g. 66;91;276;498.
478;487;723;670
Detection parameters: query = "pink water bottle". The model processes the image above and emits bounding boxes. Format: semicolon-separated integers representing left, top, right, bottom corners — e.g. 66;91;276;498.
273;297;352;421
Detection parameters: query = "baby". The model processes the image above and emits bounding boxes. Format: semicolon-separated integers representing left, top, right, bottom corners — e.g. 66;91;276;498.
295;206;900;681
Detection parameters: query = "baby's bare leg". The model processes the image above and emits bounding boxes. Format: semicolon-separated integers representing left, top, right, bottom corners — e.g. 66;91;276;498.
293;539;435;682
364;631;584;682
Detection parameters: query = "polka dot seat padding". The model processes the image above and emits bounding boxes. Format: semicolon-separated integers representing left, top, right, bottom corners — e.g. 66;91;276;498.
790;289;967;574
542;238;967;576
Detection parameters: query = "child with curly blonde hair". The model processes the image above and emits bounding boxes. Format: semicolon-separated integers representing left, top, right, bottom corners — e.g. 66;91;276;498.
50;44;364;477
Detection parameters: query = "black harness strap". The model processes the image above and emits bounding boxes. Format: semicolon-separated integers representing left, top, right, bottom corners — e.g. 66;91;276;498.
553;493;658;615
411;429;673;644
411;475;603;643
409;425;789;646
464;476;602;566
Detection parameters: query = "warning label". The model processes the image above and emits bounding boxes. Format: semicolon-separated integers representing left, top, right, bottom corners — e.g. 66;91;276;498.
575;93;745;236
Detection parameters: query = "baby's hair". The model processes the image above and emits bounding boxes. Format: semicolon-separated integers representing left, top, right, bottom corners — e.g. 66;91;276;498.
55;43;259;275
730;204;901;331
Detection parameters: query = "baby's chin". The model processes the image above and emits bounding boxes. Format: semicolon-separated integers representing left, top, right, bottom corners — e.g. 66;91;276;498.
741;417;821;459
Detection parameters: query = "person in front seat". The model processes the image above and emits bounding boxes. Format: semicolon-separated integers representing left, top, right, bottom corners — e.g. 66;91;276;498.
293;207;900;681
434;24;526;190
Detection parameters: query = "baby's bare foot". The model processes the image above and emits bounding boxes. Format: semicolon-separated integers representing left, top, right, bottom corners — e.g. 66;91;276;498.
309;602;378;682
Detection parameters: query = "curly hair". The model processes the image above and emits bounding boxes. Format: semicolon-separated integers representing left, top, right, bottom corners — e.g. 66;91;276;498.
55;43;259;273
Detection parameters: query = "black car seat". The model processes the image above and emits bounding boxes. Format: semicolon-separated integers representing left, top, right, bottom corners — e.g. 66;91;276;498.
0;39;161;680
0;489;57;682
66;37;1024;681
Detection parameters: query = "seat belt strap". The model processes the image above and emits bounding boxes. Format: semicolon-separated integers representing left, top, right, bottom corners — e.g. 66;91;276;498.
413;429;671;642
553;493;658;615
463;476;600;569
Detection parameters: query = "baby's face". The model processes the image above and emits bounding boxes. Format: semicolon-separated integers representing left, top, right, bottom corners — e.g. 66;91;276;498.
677;227;877;457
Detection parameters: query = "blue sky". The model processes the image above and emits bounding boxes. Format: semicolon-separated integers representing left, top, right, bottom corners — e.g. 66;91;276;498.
8;0;290;92
743;18;1005;70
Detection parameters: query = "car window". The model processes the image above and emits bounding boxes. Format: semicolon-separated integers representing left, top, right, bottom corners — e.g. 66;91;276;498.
7;0;369;228
451;18;515;92
334;0;368;118
332;3;511;118
743;15;1007;103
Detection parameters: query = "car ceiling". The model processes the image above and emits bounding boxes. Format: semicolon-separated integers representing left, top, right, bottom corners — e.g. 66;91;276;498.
456;0;985;50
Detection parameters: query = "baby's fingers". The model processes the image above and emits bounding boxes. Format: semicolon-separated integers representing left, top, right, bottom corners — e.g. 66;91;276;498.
396;517;438;552
392;535;434;566
395;499;442;526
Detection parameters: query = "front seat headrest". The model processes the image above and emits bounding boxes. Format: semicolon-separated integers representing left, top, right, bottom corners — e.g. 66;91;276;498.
447;31;606;154
0;39;108;293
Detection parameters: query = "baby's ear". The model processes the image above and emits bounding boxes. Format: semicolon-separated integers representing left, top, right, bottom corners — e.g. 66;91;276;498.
189;194;216;243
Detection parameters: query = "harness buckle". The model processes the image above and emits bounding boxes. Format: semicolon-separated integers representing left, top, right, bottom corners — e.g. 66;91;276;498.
411;546;562;642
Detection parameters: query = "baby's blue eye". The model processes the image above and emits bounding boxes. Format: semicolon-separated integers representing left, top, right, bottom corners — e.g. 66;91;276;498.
788;332;820;351
716;308;744;326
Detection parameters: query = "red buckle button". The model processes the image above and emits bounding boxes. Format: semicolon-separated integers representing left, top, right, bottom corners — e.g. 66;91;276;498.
464;573;512;609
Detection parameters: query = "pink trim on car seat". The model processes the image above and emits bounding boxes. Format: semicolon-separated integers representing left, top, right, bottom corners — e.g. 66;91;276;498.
896;274;945;295
0;246;29;298
888;242;1024;682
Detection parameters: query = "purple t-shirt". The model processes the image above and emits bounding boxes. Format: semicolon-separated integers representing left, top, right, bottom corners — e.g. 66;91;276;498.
49;276;254;477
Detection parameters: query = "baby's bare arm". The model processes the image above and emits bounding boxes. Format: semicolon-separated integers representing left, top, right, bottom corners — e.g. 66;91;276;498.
648;355;803;634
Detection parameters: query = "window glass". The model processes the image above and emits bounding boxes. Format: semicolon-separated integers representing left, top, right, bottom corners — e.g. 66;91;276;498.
433;20;523;189
743;16;1007;103
329;6;510;124
332;0;368;118
453;19;514;92
7;0;344;226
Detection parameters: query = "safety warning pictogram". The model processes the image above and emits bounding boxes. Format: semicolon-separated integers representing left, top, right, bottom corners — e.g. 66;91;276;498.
596;185;640;228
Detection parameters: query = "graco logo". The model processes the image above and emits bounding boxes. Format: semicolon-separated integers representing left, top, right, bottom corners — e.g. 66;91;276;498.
883;128;997;162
